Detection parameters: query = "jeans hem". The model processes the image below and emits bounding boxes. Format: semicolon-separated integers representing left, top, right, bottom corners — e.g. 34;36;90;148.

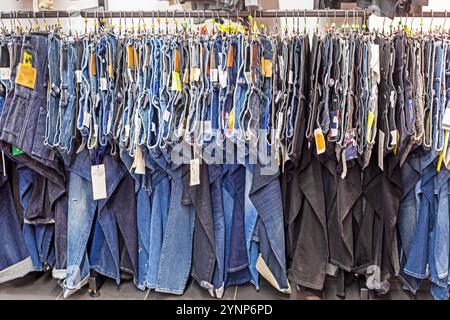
288;274;324;291
0;256;34;284
403;268;426;279
91;265;120;285
397;273;418;295
155;287;184;295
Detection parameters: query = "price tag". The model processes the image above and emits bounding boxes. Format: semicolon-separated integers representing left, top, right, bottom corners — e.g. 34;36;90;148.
442;107;450;131
378;130;385;170
204;120;212;134
288;70;294;85
264;59;273;78
210;68;218;82
151;122;156;132
75;70;82;83
219;69;227;88
100;77;108;91
330;112;338;138
366;111;375;142
163;110;171;122
171;71;182;92
91;164;107;200
16;63;36;89
0;67;11;80
314;128;326;155
190;158;200;186
82;112;91;128
134;146;146;175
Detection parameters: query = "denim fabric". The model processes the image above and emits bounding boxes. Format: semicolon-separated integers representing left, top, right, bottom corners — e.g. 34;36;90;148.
0;158;34;283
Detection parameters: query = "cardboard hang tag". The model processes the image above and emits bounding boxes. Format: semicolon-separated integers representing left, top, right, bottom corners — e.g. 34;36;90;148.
314;128;326;155
16;63;37;89
134;146;146;175
378;130;385;171
91;164;107;200
190;157;200;186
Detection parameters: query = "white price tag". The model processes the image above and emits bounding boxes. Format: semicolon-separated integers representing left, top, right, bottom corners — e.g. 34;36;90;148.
288;70;294;84
75;70;82;83
91;164;107;200
219;69;227;88
190;158;200;186
100;77;108;91
210;69;218;82
204;120;212;134
151;122;156;132
163;110;171;122
378;130;385;171
443;108;450;131
134;146;146;175
82;112;91;128
0;68;11;81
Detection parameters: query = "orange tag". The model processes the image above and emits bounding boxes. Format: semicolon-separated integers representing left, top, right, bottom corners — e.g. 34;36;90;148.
15;63;37;89
174;49;180;73
264;59;273;78
89;52;96;76
261;57;266;77
227;46;234;68
314;128;326;154
127;46;135;69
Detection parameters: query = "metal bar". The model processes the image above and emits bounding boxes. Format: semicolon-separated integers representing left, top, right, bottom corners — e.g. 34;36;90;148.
0;9;371;19
0;9;446;20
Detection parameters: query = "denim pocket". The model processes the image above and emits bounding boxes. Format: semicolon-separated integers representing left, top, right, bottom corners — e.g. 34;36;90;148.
2;86;33;137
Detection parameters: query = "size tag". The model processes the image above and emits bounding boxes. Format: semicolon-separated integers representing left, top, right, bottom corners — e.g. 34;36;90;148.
16;63;37;89
75;70;82;83
378;130;385;170
314;128;326;154
0;67;11;80
288;70;294;85
190;158;200;186
210;69;218;82
91;164;107;200
366;111;375;142
82;112;91;128
163;110;171;122
219;69;227;88
100;77;108;91
171;71;182;92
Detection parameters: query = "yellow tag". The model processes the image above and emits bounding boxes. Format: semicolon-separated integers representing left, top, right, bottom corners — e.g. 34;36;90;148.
171;71;182;92
314;128;326;154
393;131;400;155
366;111;375;142
264;59;273;78
227;109;235;135
261;57;266;77
437;131;448;172
16;63;37;89
23;51;32;66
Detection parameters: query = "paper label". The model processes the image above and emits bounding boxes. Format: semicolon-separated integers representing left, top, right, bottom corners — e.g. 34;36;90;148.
390;129;398;146
264;59;273;78
151;122;156;132
183;68;189;83
91;164;107;200
134;146;146;175
219;69;227;88
192;67;201;82
0;67;11;80
75;70;82;83
124;124;130;138
366;111;375;142
82;112;91;128
330;111;338;138
204;120;212;134
314;128;326;155
171;71;182;92
16;63;37;89
163;110;171;122
100;77;108;91
288;70;294;85
190;158;200;186
210;69;218;82
442;107;450;130
378;130;385;170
